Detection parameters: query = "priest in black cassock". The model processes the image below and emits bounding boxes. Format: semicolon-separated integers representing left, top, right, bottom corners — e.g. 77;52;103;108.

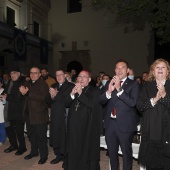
63;70;102;170
46;70;74;164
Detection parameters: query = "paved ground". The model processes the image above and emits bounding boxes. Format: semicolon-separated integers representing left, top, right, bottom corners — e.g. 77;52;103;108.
0;137;140;170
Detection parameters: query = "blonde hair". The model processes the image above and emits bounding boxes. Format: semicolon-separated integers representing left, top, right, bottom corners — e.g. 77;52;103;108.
147;58;170;81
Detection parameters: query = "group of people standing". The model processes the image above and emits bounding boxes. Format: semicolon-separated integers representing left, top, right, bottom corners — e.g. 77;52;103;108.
99;58;170;170
0;58;170;170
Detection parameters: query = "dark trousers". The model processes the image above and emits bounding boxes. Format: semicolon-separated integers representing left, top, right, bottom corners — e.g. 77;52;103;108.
0;123;6;143
25;115;48;159
64;158;100;170
105;119;134;170
6;120;26;150
53;147;63;157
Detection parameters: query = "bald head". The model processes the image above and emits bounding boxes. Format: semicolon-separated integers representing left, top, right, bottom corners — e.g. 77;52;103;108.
77;70;91;87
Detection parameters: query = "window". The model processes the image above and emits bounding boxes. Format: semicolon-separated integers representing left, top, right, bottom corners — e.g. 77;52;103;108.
6;7;15;26
67;0;82;13
33;21;39;37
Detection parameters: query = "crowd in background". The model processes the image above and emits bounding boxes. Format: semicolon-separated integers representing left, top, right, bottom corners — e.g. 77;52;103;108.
0;58;170;170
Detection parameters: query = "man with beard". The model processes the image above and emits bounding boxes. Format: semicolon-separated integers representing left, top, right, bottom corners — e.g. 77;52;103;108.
64;70;102;170
41;68;56;87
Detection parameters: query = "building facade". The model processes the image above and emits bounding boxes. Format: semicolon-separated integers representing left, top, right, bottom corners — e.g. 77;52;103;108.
0;0;53;76
0;0;154;77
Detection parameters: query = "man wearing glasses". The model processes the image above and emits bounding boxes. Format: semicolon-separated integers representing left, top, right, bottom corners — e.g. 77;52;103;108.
46;69;74;164
63;70;102;170
19;66;49;164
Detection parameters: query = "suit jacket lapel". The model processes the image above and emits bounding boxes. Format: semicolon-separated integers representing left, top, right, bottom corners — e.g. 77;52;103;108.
58;80;68;91
122;78;129;89
114;78;129;104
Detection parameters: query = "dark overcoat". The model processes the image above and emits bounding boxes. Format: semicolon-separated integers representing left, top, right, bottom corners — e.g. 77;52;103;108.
4;77;25;121
64;85;102;170
137;80;170;168
46;80;74;150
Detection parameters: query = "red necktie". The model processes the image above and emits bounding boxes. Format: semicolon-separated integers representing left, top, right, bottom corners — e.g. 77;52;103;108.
112;81;123;116
119;81;123;87
112;107;116;116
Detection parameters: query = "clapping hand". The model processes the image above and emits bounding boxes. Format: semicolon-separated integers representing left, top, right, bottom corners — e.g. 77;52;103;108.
157;83;166;98
107;75;121;95
71;83;82;96
107;78;116;95
49;87;58;99
153;82;166;104
19;86;29;95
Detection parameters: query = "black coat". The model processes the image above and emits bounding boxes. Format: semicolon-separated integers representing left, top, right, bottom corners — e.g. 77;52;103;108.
64;85;102;170
4;77;25;121
137;80;170;168
46;80;74;151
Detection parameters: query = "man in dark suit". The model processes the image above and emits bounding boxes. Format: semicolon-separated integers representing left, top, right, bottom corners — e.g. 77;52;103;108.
100;59;139;170
46;69;74;164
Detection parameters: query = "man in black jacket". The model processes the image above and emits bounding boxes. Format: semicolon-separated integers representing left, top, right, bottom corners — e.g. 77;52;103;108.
2;67;27;155
47;69;74;164
100;59;139;170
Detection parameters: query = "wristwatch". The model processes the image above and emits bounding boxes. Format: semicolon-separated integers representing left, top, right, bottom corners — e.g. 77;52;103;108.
118;87;123;92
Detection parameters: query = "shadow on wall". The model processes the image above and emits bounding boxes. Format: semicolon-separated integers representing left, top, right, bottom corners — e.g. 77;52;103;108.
66;60;83;75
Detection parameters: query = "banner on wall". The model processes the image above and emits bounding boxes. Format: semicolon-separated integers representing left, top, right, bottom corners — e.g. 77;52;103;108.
40;39;48;65
14;28;26;61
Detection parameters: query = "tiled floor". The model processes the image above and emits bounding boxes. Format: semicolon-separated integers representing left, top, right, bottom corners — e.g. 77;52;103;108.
0;137;140;170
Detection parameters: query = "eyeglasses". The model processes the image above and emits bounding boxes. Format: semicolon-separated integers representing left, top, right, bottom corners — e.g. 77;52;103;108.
77;76;89;79
56;74;64;77
10;71;18;75
30;72;39;75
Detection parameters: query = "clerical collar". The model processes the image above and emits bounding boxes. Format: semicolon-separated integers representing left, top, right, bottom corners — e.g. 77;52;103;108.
82;85;89;89
32;81;35;83
59;80;66;86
